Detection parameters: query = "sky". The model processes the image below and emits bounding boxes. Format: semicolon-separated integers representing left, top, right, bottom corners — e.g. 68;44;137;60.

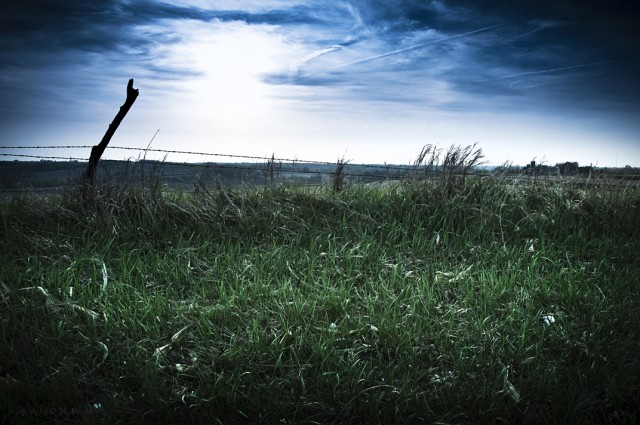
1;0;639;167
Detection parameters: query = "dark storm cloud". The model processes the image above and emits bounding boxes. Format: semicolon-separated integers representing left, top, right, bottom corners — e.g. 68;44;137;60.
0;0;321;67
3;0;638;85
1;1;185;59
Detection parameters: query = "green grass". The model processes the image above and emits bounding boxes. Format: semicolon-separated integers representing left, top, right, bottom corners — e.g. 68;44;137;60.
1;176;639;424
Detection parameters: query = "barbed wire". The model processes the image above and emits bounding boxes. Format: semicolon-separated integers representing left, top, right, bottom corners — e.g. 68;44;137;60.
0;145;419;172
3;150;636;196
0;153;86;161
0;152;411;180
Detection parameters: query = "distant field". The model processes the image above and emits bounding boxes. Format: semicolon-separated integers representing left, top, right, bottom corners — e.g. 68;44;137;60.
1;174;639;424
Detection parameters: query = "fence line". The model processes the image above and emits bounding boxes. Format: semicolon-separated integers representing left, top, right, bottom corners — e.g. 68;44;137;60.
0;153;87;161
2;150;636;198
0;145;418;173
0;152;410;181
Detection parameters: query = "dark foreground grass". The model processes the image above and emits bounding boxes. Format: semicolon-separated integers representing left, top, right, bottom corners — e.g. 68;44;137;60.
1;177;639;424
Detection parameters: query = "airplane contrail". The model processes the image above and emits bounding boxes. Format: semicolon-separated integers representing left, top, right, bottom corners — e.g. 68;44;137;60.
303;24;500;77
475;60;615;82
290;45;343;76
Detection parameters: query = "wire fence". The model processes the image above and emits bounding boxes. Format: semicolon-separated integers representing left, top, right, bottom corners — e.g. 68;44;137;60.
0;145;418;172
0;144;433;196
2;145;636;198
0;152;407;179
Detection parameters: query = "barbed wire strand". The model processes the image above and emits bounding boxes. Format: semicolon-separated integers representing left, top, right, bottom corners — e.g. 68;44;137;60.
3;152;635;196
0;153;86;161
0;145;420;172
0;153;411;180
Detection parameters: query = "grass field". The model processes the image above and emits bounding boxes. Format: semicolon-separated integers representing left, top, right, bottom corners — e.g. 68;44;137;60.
1;171;639;424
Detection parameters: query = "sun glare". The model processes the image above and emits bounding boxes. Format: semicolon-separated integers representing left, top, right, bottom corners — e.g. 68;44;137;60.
150;20;290;135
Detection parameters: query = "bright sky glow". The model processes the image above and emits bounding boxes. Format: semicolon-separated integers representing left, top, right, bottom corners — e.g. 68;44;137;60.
1;0;639;166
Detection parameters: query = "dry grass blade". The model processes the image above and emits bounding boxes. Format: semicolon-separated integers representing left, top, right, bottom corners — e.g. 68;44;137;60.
96;341;109;367
413;144;441;175
154;325;191;358
171;324;191;343
101;261;108;292
503;367;521;403
70;304;100;320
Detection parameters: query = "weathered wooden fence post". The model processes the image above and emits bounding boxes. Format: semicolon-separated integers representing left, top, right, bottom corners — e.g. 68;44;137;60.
83;78;139;200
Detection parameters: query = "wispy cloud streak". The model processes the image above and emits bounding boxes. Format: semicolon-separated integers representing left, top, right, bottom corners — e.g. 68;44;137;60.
289;45;343;76
475;60;615;83
304;24;500;77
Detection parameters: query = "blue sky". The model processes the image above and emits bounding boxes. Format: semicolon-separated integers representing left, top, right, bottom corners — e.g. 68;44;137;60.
1;0;639;166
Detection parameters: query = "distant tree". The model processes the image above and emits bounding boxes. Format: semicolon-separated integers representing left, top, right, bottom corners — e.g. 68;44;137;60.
557;161;579;175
